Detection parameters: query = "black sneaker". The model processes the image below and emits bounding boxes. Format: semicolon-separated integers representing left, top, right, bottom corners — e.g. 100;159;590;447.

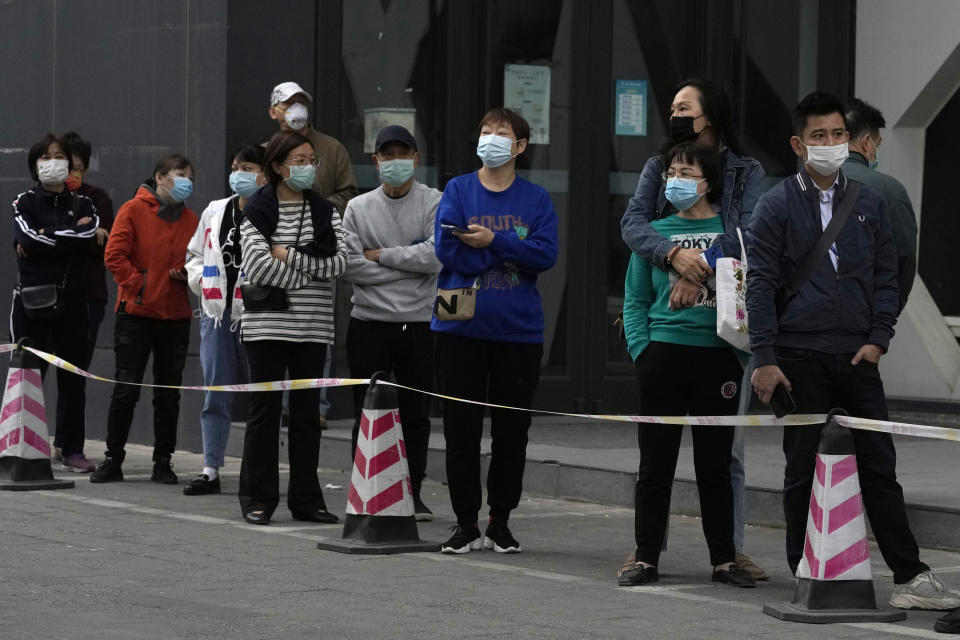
89;456;123;483
618;563;659;586
151;456;178;485
183;473;221;496
935;607;960;633
483;519;521;553
440;523;482;554
413;493;434;522
712;565;756;588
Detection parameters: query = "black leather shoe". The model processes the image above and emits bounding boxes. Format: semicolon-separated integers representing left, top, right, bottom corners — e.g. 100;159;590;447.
291;509;339;524
618;563;659;586
243;510;270;525
712;566;756;588
183;474;221;496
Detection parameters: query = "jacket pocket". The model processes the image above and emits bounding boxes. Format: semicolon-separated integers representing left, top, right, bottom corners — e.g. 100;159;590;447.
136;269;148;305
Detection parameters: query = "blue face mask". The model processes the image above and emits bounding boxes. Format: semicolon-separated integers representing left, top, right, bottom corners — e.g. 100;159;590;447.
476;134;516;168
664;177;705;211
167;176;193;202
284;164;316;191
379;158;415;187
869;149;880;170
229;171;261;198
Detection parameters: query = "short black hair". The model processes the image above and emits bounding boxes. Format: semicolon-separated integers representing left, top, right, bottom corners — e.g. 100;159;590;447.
28;133;72;182
792;91;847;136
61;131;92;169
665;142;724;204
262;130;313;186
478;107;531;143
232;143;266;169
143;154;193;190
846;98;886;140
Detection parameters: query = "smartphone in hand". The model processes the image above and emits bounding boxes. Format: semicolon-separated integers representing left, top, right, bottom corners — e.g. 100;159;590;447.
441;223;470;234
770;383;796;418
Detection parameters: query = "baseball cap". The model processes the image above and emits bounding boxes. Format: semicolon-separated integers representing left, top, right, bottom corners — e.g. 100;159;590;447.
375;125;417;152
270;82;312;107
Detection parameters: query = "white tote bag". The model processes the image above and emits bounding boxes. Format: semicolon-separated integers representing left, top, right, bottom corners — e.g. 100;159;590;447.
715;228;751;352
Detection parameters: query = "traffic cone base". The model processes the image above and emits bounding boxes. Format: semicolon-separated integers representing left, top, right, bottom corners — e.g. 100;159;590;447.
318;372;437;554
0;457;74;491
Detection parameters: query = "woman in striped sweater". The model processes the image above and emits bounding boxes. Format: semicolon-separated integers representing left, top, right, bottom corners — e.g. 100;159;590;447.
237;130;347;525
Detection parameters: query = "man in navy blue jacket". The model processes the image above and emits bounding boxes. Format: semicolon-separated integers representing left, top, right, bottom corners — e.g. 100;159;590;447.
746;91;959;610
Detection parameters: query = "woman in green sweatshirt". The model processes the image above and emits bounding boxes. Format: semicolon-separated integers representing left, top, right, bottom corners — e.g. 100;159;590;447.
618;142;754;589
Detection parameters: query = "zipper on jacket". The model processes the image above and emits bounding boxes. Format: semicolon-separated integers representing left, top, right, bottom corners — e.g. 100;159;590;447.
136;269;147;304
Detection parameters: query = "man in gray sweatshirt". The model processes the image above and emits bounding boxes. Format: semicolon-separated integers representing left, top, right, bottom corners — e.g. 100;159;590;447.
342;125;442;520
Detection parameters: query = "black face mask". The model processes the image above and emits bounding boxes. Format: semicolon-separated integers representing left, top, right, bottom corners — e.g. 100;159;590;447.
669;116;699;143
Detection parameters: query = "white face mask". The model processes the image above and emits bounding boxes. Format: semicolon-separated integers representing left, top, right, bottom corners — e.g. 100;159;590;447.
37;158;70;184
803;141;849;176
284;103;308;130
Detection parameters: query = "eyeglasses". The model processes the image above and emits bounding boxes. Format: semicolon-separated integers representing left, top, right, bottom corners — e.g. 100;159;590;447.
661;171;703;180
285;156;317;166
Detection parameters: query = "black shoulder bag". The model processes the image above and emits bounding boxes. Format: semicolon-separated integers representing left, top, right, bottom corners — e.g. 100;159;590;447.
775;181;861;315
240;199;306;311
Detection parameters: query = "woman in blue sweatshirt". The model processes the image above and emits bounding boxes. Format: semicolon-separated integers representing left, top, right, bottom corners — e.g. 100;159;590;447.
433;108;558;555
619;142;753;588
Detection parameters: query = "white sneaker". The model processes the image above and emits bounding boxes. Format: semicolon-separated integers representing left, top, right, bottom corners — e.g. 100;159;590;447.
890;571;960;610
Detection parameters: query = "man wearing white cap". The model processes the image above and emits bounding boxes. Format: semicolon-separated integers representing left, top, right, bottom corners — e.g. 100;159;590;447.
268;81;357;215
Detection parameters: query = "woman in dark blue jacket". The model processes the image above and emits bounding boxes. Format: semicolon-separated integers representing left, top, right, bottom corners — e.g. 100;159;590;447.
11;133;100;472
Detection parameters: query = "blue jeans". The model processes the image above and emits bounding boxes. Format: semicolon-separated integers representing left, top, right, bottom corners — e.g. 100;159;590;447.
199;309;248;467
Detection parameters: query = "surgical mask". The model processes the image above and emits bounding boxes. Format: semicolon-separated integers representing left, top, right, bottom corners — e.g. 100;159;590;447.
476;134;516;168
868;138;880;170
284;164;315;191
378;158;415;187
664;177;705;211
669;116;701;143
66;170;83;191
166;176;193;202
284;103;309;130
803;141;849;176
229;171;261;198
37;159;70;184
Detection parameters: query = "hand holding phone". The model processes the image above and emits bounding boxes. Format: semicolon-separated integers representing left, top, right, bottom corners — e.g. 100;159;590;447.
441;223;470;234
770;383;796;418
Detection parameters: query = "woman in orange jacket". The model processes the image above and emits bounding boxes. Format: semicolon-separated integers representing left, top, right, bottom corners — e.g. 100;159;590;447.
91;155;198;485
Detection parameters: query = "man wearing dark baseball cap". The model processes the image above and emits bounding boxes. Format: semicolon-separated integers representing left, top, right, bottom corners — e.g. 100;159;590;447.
341;124;441;521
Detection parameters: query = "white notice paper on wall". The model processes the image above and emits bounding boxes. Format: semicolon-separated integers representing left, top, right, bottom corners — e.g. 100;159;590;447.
504;64;551;145
364;108;417;153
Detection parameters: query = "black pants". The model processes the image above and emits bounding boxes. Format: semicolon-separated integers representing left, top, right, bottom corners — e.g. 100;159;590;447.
104;312;190;461
239;340;328;518
633;341;739;567
55;300;105;448
346;318;433;491
777;347;928;584
10;294;89;457
435;333;542;525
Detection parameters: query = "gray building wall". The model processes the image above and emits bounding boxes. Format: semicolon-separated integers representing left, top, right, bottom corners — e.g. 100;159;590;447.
0;0;229;455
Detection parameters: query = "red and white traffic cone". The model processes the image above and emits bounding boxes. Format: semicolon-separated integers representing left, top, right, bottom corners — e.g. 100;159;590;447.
317;372;437;554
0;340;73;490
764;410;904;623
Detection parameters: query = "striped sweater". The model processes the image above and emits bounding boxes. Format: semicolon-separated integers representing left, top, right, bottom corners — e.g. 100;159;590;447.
239;200;346;343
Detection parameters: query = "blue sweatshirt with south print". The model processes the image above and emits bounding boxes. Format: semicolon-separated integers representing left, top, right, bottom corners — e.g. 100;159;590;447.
431;171;558;343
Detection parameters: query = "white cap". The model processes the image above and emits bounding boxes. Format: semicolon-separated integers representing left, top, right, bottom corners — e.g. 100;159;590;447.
270;82;312;107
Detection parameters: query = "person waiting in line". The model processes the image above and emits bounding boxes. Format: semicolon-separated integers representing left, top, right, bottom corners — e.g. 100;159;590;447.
618;142;754;589
619;78;767;580
842;98;918;315
266;81;357;431
434;108;558;555
91;155;198;485
53;131;114;462
237;130;346;526
11;133;100;472
183;144;265;496
342;125;442;521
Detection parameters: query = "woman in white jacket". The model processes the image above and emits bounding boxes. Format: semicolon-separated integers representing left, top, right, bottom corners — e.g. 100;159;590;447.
183;144;265;495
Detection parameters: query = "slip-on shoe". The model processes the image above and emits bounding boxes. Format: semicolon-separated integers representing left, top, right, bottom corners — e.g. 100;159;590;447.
243;510;270;525
291;509;339;524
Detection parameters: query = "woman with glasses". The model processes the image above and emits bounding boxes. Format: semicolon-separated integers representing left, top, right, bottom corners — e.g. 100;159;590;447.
620;78;767;581
92;155;198;485
237;130;346;526
183;144;265;496
619;142;754;589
